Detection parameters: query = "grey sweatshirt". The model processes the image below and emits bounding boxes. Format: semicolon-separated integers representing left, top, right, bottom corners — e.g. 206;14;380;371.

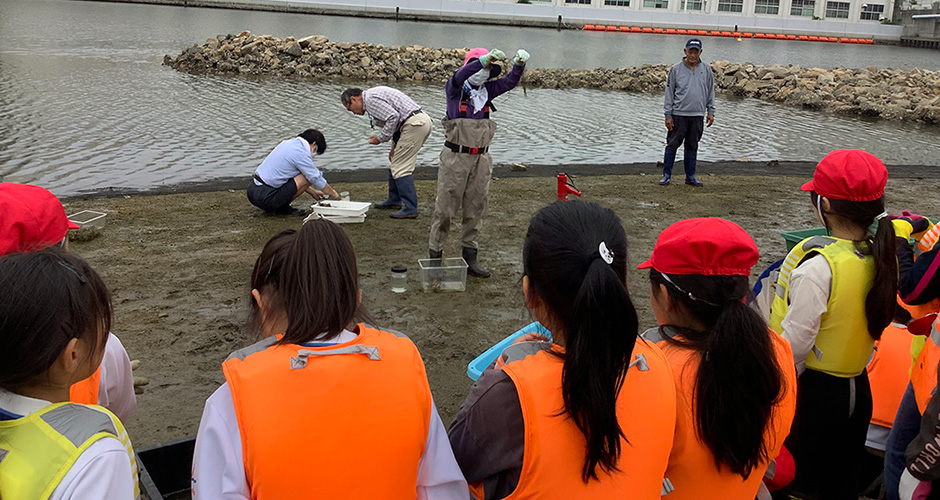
664;59;716;118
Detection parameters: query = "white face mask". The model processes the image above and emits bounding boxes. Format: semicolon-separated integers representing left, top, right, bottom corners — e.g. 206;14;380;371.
467;67;489;87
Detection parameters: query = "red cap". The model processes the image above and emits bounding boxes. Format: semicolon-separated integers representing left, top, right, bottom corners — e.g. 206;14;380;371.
801;149;887;202
637;218;759;276
0;183;80;257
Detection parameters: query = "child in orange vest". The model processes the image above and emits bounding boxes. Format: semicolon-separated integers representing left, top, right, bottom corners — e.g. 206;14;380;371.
638;217;797;499
448;201;677;499
191;220;467;500
0;249;138;499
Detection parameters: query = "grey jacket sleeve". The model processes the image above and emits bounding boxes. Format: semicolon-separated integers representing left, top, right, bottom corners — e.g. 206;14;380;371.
664;65;676;119
706;65;716;116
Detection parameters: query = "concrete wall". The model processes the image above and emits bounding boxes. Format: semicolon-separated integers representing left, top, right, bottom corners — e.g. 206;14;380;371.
85;0;904;38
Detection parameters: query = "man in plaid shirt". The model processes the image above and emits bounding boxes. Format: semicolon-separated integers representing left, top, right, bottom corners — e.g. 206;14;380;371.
341;86;431;219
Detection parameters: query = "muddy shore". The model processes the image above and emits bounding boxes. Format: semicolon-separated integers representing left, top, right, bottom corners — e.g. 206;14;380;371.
62;167;937;447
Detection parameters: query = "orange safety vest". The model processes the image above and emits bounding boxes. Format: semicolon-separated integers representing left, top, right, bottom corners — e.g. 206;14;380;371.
69;367;101;406
221;324;433;500
912;316;940;414
652;329;797;499
868;323;915;428
486;339;676;500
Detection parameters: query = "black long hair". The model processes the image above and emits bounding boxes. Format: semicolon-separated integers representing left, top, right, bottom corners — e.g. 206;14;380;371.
0;248;112;390
813;192;897;340
650;270;785;478
523;201;638;482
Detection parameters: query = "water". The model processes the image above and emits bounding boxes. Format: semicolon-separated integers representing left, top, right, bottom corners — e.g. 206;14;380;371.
1;0;939;196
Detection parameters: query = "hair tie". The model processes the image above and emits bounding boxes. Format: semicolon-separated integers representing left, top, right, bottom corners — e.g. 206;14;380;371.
598;242;614;265
875;211;889;221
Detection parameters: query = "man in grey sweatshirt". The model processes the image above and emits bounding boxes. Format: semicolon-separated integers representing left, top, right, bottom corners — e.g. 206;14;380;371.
661;38;715;187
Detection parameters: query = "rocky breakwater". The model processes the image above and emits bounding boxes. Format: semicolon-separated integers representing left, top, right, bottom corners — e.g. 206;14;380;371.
165;33;940;124
163;31;465;82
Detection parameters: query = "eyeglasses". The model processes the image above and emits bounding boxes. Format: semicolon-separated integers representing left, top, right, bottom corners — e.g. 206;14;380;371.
660;273;719;308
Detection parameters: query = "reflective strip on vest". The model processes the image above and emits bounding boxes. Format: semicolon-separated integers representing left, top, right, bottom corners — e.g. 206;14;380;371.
498;340;676;499
222;323;432;499
769;236;876;377
0;402;138;500
69;367;101;405
918;224;940;255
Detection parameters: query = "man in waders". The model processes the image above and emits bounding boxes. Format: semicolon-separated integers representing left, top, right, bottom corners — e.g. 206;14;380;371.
341;86;431;219
427;47;528;278
661;38;715;187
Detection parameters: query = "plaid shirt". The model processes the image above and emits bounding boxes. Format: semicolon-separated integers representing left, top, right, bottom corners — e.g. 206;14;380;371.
363;86;422;143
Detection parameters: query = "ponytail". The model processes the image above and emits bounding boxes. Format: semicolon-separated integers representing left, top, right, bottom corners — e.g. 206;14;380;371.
650;270;785;478
523;201;638;482
865;215;898;340
563;256;638;481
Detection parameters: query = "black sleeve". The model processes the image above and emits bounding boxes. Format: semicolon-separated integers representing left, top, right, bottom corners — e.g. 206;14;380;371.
448;363;525;500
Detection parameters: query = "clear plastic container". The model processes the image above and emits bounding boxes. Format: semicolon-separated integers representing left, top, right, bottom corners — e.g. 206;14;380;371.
391;265;407;293
418;257;468;293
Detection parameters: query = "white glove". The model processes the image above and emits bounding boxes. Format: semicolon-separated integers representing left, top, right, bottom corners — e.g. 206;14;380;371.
512;49;530;66
479;49;507;66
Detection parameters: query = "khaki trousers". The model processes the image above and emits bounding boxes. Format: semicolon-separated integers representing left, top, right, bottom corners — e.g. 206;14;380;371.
389;112;432;179
428;118;497;251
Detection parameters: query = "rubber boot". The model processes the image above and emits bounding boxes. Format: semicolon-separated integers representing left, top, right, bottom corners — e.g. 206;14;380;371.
428;249;444;281
661;147;677;185
463;247;490;278
390;175;418;219
375;171;403;209
684;149;703;187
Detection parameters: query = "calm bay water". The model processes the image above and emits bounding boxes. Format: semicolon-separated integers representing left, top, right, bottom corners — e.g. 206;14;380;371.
0;0;938;196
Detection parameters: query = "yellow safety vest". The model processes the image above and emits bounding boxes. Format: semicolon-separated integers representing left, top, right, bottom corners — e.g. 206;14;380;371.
769;235;876;377
0;402;139;500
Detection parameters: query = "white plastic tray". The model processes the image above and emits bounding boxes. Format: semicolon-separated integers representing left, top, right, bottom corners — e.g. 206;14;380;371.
312;200;371;217
67;210;107;229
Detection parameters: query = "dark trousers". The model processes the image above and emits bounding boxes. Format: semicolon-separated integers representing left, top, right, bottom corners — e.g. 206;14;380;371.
783;369;872;500
662;115;704;179
884;383;922;500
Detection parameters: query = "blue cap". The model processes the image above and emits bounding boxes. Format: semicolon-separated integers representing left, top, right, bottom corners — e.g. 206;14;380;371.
686;38;703;50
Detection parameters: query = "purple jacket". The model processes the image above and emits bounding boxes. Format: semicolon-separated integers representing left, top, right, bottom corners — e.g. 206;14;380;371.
445;59;524;120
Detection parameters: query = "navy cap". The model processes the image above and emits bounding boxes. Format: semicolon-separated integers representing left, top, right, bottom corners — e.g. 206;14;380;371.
686;38;703;50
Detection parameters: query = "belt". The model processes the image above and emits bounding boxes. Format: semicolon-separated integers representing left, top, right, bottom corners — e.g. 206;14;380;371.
392;110;423;143
253;174;271;187
444;141;488;155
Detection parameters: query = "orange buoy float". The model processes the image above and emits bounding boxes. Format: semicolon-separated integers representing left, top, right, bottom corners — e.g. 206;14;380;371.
653;27;664;34
839;37;851;42
754;33;766;38
785;34;796;40
709;30;721;36
720;31;732;37
732;31;742;37
619;26;630;32
863;38;874;44
676;28;688;34
606;25;618;31
631;26;642;32
584;24;595;31
642;27;653;33
742;32;754;38
666;28;677;34
827;36;839;42
775;33;787;39
797;35;810;41
807;35;820;41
